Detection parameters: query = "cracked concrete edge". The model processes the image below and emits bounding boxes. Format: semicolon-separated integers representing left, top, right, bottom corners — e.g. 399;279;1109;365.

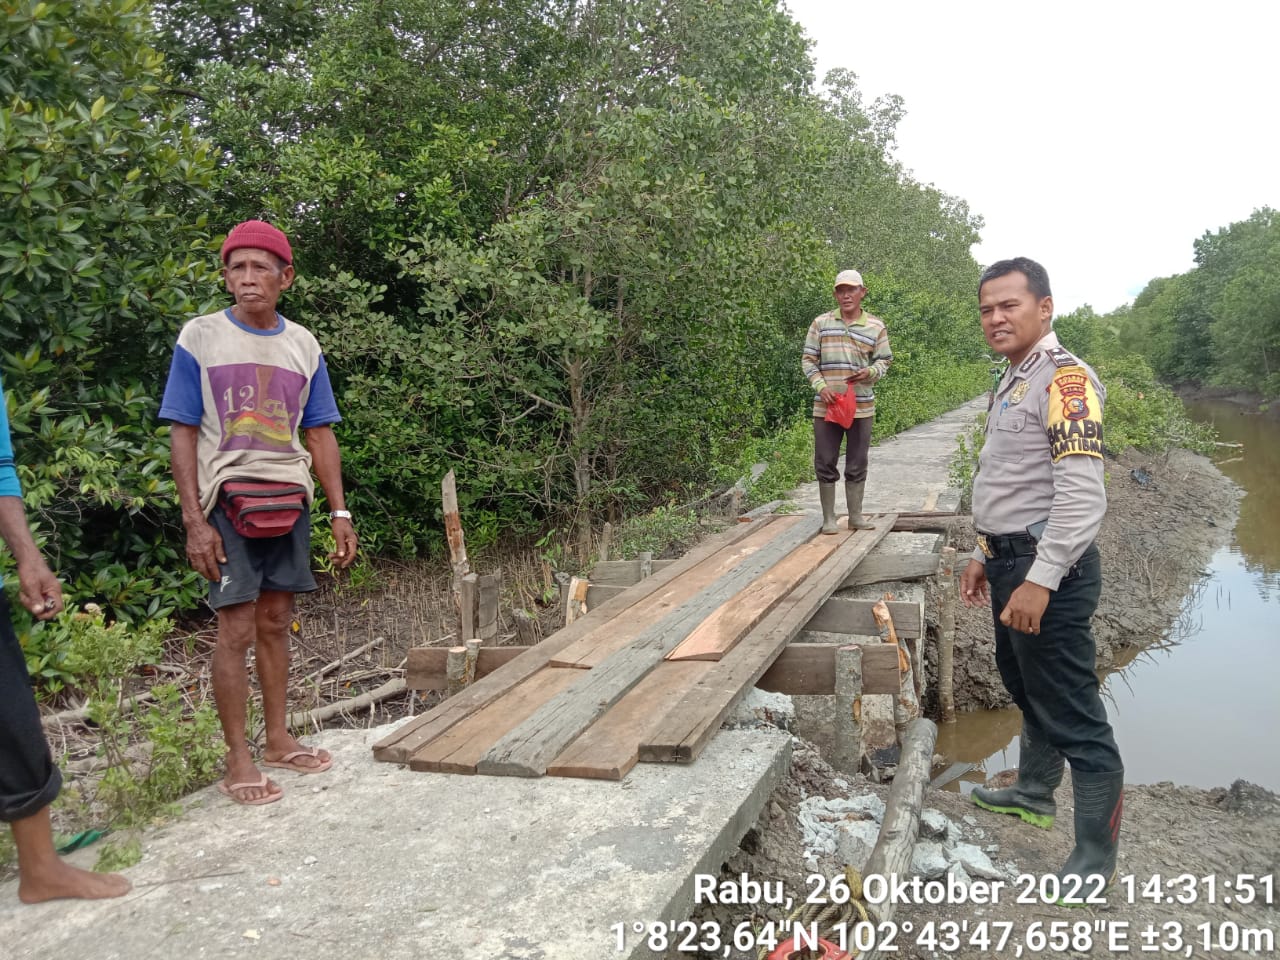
632;735;794;960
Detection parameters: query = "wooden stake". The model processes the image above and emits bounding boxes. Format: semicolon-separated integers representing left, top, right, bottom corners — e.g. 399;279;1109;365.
442;469;469;598
459;572;478;641
938;546;958;723
859;718;938;953
562;576;589;626
463;638;482;687
513;609;540;645
639;551;653;580
477;573;499;642
873;597;919;739
599;522;613;563
833;644;864;775
445;646;467;697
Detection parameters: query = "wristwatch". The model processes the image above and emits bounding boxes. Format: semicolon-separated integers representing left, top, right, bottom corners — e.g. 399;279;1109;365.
329;510;353;521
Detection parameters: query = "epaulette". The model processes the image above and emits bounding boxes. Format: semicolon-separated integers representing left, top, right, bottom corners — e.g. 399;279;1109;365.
1046;345;1078;368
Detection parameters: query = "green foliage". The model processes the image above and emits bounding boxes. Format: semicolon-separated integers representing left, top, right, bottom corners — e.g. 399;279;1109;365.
615;505;704;560
947;417;986;512
0;0;217;621
93;835;142;873
2;0;995;627
1091;355;1216;455
1111;208;1280;398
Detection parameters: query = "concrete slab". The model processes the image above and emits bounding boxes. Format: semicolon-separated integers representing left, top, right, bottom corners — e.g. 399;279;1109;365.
789;396;986;515
1;725;792;960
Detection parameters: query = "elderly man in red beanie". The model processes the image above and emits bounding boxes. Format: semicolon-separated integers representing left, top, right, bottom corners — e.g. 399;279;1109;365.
159;221;358;805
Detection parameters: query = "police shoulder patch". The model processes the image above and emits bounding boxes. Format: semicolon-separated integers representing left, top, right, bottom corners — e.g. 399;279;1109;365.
1045;365;1104;462
1045;345;1077;368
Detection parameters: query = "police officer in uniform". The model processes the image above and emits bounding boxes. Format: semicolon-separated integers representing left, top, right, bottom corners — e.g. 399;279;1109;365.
960;257;1123;899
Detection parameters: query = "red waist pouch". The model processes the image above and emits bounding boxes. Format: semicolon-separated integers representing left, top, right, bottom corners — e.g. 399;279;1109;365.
823;388;858;429
220;479;307;538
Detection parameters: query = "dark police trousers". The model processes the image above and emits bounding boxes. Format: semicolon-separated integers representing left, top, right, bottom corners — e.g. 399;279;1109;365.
987;543;1122;774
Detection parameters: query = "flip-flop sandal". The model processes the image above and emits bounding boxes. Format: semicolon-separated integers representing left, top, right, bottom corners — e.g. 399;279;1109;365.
218;773;283;806
262;746;333;775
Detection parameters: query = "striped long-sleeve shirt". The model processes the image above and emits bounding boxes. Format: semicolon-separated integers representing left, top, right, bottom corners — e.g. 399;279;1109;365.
801;309;893;419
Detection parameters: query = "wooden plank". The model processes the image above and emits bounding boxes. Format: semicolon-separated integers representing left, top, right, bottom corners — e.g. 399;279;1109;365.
550;515;806;669
588;559;677;587
476;515;823;777
547;661;714;780
755;642;902;696
639;513;897;764
585;584;627;610
412;642;903;695
804;597;924;638
407;667;582;774
840;552;941;588
371;516;772;764
665;537;841;662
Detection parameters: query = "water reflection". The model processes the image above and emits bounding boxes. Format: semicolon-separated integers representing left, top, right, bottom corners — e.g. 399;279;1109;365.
940;397;1280;792
1184;399;1280;596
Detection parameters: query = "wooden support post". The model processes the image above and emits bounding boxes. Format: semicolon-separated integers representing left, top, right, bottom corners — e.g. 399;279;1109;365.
463;638;482;687
599;522;613;563
639;551;653;580
938;546;958;723
562;576;589;626
477;573;499;642
873;597;919;741
445;646;467;698
459;572;478;641
858;718;938;956
833;644;864;775
514;609;540;645
442;470;469;598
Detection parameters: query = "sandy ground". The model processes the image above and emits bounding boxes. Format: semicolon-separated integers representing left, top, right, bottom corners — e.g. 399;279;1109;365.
683;447;1280;958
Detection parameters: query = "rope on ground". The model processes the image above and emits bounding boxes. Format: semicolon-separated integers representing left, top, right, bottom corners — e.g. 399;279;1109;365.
755;866;878;960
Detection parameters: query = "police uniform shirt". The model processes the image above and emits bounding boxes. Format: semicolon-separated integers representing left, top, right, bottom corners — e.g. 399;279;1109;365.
971;331;1107;591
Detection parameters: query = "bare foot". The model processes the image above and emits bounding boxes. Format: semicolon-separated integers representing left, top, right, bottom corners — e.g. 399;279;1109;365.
18;861;131;904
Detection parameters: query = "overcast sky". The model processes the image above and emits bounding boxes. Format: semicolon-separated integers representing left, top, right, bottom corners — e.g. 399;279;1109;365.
784;0;1279;314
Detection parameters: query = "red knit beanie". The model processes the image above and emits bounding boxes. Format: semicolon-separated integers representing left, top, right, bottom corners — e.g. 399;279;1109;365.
220;220;293;266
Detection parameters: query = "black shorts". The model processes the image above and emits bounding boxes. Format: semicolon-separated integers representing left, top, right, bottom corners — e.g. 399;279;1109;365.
208;506;317;609
0;595;62;822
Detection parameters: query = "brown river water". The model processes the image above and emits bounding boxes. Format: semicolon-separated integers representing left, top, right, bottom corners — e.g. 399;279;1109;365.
938;397;1280;792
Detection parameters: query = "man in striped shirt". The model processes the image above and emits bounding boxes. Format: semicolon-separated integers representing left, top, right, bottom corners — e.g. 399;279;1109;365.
801;269;893;533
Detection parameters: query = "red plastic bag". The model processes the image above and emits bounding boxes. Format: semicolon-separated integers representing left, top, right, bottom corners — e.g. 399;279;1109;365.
823;387;858;429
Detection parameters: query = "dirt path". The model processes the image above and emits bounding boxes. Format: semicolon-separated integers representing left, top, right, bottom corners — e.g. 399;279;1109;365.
686;447;1280;959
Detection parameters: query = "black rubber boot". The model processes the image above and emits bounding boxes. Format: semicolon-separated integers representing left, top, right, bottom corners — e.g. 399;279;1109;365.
819;482;839;535
971;722;1064;830
844;480;875;530
1055;768;1124;903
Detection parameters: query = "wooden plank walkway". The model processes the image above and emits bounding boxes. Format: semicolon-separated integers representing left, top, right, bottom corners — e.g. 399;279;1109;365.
372;511;899;778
